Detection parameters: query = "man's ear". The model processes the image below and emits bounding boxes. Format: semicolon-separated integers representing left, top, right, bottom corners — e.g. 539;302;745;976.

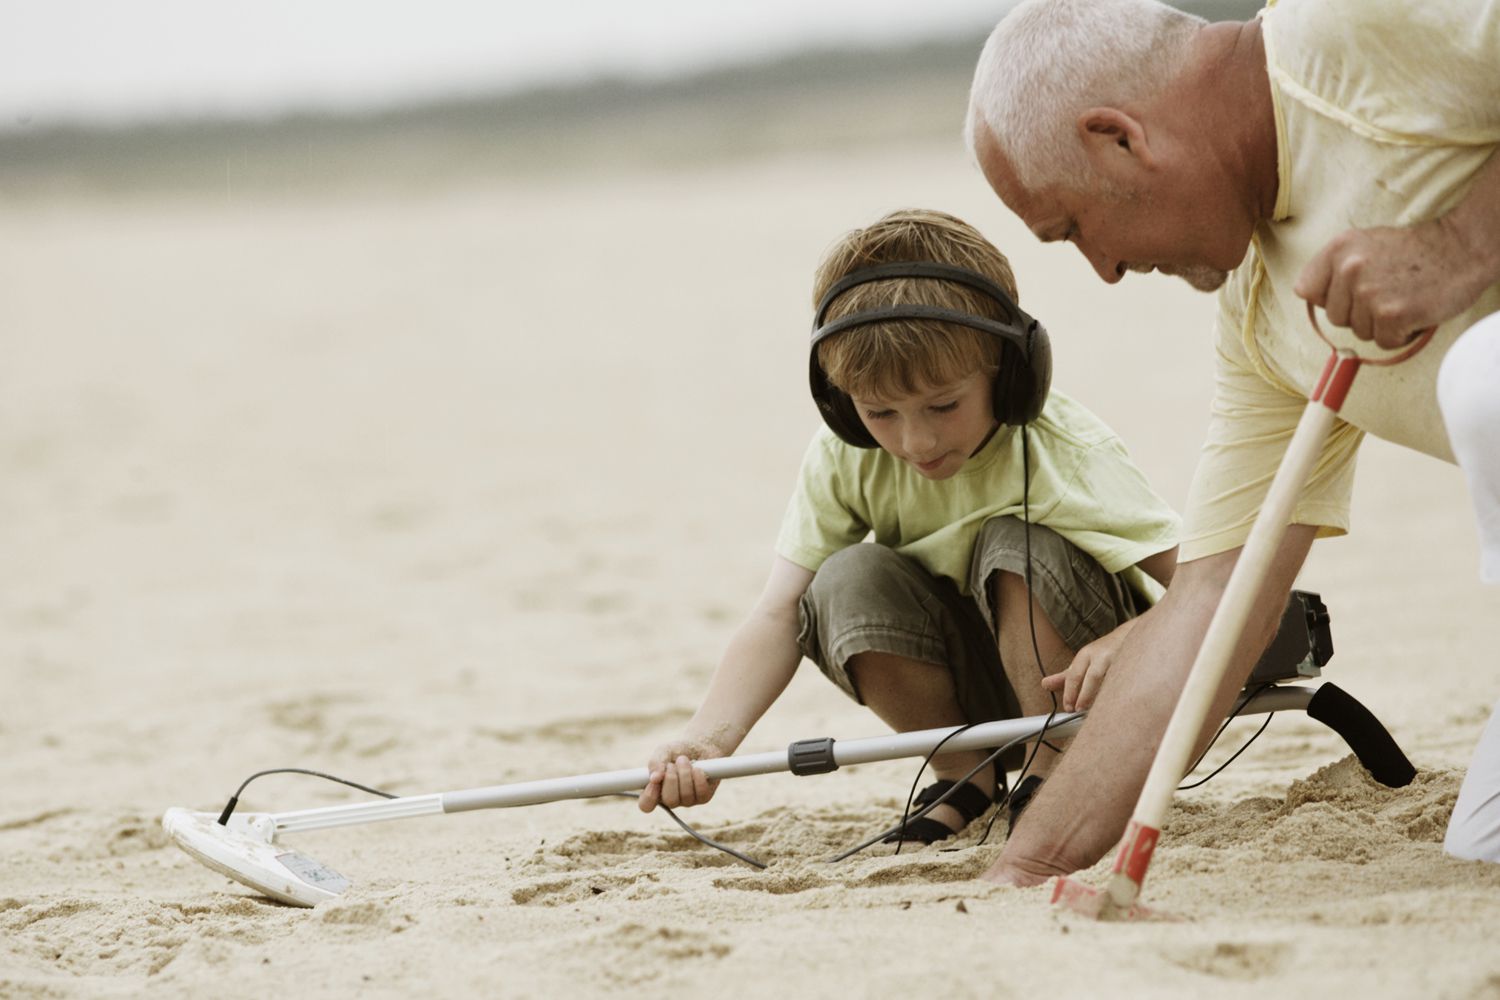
1076;107;1155;175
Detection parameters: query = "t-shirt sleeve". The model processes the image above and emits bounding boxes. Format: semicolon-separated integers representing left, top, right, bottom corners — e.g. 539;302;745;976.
1037;437;1181;577
774;431;869;572
1180;313;1364;562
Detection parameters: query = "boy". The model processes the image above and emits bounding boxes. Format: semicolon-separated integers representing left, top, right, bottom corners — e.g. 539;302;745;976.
637;209;1178;842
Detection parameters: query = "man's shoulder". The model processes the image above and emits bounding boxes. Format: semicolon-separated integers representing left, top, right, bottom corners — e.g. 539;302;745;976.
1267;0;1471;50
1267;0;1497;134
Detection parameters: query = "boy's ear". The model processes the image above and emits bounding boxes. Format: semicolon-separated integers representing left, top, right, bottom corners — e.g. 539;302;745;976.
1076;107;1155;177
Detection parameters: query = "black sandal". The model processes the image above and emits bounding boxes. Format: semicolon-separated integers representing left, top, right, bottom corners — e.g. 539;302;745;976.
883;777;1002;844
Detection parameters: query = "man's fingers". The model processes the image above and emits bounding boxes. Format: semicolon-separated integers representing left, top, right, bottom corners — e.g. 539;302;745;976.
1039;673;1064;691
1062;660;1085;713
1349;295;1376;343
1371;311;1426;350
1294;243;1334;305
1076;660;1109;710
1323;267;1354;328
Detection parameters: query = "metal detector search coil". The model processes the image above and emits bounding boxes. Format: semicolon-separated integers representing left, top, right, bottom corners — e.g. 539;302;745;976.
162;808;350;907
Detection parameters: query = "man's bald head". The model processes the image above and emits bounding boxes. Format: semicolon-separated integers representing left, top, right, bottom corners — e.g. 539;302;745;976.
965;0;1205;192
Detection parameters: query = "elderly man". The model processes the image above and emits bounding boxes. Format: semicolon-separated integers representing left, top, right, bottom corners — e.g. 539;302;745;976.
966;0;1500;885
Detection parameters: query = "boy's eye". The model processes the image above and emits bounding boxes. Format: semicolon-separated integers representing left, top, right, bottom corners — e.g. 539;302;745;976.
930;401;959;414
863;408;895;421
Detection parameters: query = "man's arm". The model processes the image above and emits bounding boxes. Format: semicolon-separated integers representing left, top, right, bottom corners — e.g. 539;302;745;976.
1138;544;1178;588
983;524;1318;885
1295;149;1500;348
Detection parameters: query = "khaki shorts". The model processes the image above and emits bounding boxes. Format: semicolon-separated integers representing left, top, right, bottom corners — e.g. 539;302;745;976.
796;517;1146;729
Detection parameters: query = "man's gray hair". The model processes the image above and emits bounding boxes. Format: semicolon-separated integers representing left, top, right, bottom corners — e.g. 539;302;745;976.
966;0;1206;189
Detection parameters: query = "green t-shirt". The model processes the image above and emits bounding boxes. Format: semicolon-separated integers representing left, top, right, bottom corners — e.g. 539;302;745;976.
775;390;1181;602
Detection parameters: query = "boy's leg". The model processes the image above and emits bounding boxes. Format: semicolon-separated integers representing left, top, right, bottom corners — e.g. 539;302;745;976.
843;652;996;828
970;517;1148;779
797;544;1005;832
990;570;1075;778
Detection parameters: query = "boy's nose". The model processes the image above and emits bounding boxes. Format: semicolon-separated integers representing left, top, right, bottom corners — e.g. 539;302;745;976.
903;422;939;456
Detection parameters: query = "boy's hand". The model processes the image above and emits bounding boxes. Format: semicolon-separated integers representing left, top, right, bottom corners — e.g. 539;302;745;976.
638;740;725;812
1041;620;1137;712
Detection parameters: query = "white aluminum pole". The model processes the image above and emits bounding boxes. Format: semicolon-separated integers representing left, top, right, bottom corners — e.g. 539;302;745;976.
263;688;1309;836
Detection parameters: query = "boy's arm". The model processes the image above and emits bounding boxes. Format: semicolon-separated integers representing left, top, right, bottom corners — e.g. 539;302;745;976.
638;555;814;812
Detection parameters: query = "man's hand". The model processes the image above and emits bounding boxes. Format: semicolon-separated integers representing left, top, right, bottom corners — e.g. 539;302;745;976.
637;739;726;812
1295;217;1495;348
1040;619;1138;712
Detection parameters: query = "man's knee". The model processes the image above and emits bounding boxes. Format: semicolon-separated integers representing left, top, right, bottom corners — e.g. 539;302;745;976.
1444;809;1500;863
1439;313;1500;444
1444;703;1500;864
1438;313;1500;582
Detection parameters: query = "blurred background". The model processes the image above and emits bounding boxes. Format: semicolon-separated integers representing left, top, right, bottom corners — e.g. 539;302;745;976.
0;0;1262;195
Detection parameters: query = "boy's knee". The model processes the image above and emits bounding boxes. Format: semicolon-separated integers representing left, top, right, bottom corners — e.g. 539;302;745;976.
971;516;1131;651
807;544;917;611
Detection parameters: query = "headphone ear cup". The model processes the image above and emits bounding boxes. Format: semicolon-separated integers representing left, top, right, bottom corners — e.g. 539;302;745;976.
991;324;1053;425
810;350;880;447
820;390;877;448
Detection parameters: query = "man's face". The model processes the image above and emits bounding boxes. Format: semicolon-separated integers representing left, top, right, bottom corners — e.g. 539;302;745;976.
972;122;1234;292
852;372;999;480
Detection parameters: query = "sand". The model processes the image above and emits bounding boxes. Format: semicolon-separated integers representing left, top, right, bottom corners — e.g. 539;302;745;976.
4;141;1499;999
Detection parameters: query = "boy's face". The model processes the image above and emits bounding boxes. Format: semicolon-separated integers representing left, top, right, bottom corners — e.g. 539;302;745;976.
851;372;999;480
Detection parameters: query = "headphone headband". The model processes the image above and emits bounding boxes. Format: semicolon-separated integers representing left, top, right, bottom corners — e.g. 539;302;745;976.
813;261;1033;332
812;303;1033;354
808;259;1052;444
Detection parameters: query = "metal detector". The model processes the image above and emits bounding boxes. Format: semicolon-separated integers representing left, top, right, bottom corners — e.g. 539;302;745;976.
165;626;1412;907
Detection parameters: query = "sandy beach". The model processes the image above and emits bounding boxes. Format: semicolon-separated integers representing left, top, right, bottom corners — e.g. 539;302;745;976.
4;124;1500;998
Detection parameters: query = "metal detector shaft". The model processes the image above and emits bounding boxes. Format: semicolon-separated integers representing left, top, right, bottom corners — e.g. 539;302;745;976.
268;687;1313;836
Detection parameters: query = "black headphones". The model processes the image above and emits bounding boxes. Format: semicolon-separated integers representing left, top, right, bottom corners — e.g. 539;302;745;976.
808;261;1053;448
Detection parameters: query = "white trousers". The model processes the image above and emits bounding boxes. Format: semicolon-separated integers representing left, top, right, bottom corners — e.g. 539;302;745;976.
1438;311;1500;862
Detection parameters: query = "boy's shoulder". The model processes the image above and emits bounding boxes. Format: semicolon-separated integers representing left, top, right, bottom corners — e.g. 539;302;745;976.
1030;389;1126;451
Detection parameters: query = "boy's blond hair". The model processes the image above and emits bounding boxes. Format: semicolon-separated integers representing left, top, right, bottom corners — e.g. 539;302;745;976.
813;209;1020;401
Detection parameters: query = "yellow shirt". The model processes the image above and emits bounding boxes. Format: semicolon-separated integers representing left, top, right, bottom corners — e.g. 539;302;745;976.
776;390;1180;602
1182;0;1500;560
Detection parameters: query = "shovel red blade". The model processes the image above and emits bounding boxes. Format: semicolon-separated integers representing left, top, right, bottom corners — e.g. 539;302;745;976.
1051;875;1174;921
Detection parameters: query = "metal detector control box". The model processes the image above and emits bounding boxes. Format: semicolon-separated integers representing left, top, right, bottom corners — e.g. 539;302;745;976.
1247;589;1332;686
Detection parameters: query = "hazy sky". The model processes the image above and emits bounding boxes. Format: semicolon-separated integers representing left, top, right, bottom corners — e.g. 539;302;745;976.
2;1;1008;130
